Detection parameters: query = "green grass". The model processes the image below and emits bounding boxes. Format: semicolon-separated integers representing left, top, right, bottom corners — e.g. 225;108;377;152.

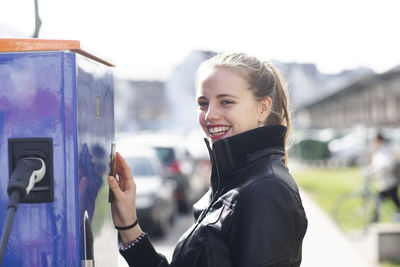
293;167;400;267
293;167;362;218
381;262;400;267
293;167;398;221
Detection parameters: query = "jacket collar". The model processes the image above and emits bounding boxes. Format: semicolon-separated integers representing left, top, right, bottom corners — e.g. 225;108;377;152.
204;125;287;194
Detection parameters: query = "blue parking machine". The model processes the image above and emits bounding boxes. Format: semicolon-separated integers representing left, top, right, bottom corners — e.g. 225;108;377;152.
0;38;117;267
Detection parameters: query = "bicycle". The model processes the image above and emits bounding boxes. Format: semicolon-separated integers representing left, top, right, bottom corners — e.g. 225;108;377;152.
332;169;399;239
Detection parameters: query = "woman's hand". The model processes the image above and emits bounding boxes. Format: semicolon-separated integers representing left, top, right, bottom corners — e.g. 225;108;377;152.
108;152;143;243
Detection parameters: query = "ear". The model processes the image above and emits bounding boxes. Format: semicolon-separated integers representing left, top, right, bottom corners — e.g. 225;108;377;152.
257;97;272;125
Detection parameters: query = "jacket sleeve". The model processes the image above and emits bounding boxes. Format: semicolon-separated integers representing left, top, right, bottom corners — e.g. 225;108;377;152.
120;234;169;267
227;179;301;267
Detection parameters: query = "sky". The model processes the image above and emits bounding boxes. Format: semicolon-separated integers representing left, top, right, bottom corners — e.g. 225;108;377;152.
1;0;400;80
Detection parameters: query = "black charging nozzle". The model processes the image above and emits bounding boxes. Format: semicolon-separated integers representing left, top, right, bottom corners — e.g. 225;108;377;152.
0;157;46;264
7;158;46;208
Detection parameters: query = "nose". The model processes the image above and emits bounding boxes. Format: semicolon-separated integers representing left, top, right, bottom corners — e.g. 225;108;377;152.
204;103;220;122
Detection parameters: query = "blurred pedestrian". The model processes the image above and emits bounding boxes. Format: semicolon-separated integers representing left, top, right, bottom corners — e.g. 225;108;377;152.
108;52;308;267
369;132;400;222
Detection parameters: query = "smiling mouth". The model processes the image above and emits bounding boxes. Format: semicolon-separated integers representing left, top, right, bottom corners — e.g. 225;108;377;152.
208;126;231;140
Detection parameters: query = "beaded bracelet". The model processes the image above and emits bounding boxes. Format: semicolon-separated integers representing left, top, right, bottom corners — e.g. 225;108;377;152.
119;232;146;251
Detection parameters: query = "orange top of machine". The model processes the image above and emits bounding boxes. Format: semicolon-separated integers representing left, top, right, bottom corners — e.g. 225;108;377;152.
0;38;114;66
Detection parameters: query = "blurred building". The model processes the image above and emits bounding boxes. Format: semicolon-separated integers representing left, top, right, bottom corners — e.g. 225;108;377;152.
115;50;377;132
297;67;400;129
114;51;216;133
114;79;167;132
275;62;373;110
164;50;216;130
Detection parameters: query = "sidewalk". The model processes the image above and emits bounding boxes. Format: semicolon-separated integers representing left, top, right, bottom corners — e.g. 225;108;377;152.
300;189;376;267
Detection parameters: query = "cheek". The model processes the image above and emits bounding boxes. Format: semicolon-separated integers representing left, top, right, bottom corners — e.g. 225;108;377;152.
198;110;204;123
233;107;259;130
198;111;206;127
198;113;209;136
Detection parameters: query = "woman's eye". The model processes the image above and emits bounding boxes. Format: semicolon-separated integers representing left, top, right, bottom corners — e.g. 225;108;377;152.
221;100;234;105
198;102;208;108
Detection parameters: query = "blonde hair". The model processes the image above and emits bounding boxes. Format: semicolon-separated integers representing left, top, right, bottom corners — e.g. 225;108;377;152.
196;52;291;163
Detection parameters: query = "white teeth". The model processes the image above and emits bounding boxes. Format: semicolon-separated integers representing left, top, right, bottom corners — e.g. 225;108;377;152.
208;126;230;135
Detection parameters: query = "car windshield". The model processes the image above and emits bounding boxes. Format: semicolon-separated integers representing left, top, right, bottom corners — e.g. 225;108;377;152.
126;157;155;176
154;147;175;166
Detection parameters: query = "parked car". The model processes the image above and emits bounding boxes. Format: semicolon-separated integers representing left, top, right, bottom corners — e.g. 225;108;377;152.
118;132;209;213
327;127;376;166
118;145;177;236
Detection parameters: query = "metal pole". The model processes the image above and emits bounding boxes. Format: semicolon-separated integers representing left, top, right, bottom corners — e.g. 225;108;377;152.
32;0;42;38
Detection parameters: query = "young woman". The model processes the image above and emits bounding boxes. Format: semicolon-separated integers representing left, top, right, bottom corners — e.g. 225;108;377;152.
108;52;308;267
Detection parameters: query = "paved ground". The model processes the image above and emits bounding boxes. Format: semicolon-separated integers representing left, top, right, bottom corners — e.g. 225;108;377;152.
300;189;377;267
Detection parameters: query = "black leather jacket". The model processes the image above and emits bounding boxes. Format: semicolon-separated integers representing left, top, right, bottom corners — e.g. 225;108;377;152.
121;125;308;267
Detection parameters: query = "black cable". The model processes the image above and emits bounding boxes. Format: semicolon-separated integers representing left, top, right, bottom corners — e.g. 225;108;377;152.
0;158;45;265
0;191;21;264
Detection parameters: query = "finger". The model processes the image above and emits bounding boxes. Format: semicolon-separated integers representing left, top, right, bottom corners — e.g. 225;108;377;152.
107;176;123;199
116;152;132;178
115;153;135;186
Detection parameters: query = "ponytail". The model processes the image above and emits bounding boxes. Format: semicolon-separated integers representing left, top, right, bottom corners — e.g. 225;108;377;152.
266;64;291;165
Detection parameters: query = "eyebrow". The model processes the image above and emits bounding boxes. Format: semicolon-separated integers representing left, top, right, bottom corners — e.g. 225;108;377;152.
197;94;239;100
217;94;239;99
